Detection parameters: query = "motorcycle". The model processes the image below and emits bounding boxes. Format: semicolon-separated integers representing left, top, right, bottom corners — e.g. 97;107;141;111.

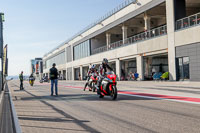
90;74;98;92
29;77;35;86
84;73;98;92
40;76;50;83
97;71;118;100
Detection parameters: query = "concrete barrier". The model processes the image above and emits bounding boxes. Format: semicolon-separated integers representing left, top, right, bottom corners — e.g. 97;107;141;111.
0;81;22;133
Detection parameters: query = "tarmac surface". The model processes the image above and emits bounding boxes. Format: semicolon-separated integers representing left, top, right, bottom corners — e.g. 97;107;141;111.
8;80;200;133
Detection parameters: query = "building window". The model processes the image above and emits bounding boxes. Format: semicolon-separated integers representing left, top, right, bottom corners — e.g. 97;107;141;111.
74;40;90;60
177;57;190;80
46;51;65;69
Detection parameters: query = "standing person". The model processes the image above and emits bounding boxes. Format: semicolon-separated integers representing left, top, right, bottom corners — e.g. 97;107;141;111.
78;72;81;81
49;63;58;96
19;71;24;90
134;72;139;81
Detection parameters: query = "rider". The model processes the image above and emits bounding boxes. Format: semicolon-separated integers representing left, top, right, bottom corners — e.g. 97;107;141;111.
84;64;98;91
97;58;113;95
29;74;35;84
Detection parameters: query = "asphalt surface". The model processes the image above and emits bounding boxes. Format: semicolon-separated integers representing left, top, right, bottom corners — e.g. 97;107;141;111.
8;80;200;133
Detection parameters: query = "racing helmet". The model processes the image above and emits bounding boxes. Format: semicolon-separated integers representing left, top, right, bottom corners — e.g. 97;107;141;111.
91;64;96;69
102;58;108;64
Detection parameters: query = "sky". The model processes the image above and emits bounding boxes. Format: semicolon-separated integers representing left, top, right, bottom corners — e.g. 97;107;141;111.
0;0;125;76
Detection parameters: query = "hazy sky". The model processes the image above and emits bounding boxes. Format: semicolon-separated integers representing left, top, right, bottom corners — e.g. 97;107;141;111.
0;0;125;76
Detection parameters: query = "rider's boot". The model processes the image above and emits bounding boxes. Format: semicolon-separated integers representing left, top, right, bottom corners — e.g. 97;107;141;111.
96;80;102;95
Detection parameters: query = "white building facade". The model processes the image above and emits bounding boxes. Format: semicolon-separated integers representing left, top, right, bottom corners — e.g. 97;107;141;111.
43;0;200;81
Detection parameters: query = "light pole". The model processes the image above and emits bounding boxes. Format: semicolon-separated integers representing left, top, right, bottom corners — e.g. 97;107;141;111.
0;13;4;91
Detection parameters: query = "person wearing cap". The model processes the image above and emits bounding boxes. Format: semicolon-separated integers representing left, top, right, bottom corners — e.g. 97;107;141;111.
49;63;58;96
19;71;24;90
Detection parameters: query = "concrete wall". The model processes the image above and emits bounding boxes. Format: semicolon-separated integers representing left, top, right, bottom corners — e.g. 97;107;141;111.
137;35;168;54
176;42;200;81
56;64;66;70
175;26;200;47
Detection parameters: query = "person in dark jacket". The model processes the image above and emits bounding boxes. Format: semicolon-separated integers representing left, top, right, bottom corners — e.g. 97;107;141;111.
19;71;24;90
49;63;58;96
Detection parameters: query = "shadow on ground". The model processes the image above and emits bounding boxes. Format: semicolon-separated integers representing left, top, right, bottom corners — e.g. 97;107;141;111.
19;90;101;133
20;92;159;102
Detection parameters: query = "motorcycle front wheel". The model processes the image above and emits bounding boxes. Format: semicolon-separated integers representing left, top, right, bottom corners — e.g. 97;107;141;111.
111;85;117;100
92;83;96;92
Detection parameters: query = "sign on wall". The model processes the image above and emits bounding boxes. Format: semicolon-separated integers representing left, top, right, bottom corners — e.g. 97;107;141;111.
3;45;8;75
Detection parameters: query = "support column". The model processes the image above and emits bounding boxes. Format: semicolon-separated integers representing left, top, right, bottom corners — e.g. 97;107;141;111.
145;57;152;78
144;12;151;31
63;69;66;80
65;47;67;62
122;25;128;44
66;68;70;80
106;33;111;49
115;59;121;81
137;55;144;80
60;70;63;80
80;66;83;81
71;45;74;61
166;0;176;81
72;67;74;80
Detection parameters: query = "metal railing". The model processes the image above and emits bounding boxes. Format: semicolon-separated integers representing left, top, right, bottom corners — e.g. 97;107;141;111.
92;25;167;55
92;45;108;55
176;12;200;30
44;0;138;57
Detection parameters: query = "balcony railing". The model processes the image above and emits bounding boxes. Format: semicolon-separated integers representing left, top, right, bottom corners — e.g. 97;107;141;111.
176;12;200;30
92;25;167;55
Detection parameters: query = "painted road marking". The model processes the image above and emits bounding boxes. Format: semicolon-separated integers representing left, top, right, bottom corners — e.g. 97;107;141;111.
118;91;200;105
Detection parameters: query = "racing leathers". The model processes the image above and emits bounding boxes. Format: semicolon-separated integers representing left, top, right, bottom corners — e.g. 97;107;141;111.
97;63;113;91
